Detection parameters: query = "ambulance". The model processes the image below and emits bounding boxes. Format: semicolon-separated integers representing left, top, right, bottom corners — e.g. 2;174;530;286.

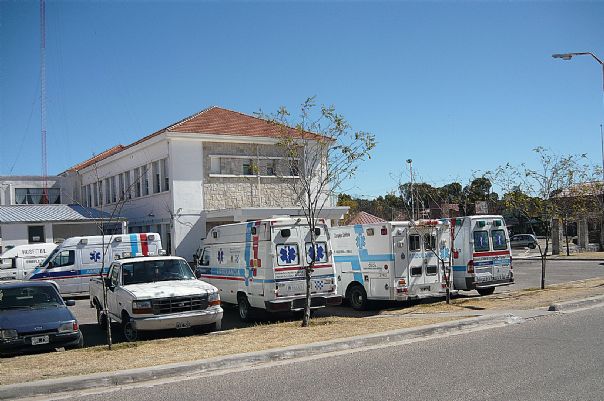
0;243;58;280
25;233;162;294
450;215;513;295
331;220;451;310
194;218;342;321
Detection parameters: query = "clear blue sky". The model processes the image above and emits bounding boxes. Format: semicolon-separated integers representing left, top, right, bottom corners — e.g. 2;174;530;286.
1;1;603;198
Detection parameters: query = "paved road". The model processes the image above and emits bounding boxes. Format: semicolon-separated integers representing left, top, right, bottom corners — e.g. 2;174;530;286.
53;305;604;401
69;259;604;347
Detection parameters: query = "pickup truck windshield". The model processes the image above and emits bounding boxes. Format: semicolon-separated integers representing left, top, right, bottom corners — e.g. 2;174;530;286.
121;259;196;285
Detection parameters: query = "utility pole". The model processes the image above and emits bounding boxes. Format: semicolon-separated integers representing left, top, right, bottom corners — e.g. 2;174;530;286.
407;159;414;220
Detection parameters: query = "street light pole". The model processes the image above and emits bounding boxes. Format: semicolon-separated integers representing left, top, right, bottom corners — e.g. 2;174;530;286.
406;159;414;221
553;52;604;177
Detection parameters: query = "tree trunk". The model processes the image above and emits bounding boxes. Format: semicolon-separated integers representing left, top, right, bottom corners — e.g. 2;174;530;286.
302;264;311;327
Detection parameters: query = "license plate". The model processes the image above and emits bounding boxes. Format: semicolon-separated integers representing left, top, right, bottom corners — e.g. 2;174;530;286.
31;335;49;345
176;321;191;330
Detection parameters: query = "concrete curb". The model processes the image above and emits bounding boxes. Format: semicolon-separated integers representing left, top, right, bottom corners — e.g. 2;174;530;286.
3;296;604;400
1;314;505;400
513;256;604;262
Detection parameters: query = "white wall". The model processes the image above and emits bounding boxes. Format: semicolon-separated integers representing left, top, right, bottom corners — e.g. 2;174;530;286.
169;139;205;260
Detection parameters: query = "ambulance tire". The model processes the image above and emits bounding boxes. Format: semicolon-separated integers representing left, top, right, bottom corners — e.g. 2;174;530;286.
237;293;255;322
477;287;495;296
348;285;368;311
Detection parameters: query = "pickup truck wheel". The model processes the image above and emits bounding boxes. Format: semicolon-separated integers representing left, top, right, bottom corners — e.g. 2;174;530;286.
348;285;368;311
96;305;107;330
122;318;138;342
237;294;254;322
477;287;495;296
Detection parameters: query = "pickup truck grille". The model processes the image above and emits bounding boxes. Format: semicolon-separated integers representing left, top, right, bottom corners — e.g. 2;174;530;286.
152;296;208;315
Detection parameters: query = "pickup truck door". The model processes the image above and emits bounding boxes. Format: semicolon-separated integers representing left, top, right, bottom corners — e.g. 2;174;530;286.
107;264;121;321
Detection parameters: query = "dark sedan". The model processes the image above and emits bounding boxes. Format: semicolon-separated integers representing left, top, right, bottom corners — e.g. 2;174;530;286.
0;281;83;356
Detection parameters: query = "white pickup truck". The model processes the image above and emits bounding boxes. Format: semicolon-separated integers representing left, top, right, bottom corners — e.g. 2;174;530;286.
89;255;223;341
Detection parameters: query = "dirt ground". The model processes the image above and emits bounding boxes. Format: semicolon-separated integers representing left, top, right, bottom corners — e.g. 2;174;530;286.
2;277;604;386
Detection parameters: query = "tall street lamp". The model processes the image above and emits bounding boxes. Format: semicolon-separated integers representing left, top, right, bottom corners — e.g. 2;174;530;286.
552;52;604;180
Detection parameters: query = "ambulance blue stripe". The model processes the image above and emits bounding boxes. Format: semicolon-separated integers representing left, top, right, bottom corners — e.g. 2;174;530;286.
130;234;139;255
452;265;466;271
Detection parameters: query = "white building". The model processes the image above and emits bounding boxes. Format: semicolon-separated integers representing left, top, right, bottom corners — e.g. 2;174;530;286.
61;106;347;260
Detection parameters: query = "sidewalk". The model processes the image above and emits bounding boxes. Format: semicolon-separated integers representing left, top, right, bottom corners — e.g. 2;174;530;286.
2;279;604;400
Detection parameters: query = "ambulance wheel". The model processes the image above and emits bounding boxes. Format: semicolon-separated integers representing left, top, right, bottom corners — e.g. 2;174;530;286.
348;285;368;311
477;287;495;296
237;294;254;322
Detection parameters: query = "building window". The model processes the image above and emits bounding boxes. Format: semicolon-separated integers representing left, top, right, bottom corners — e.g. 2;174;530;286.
118;173;125;201
152;161;160;194
134;168;141;198
15;188;61;205
124;171;131;199
290;160;299;176
28;226;45;243
93;182;99;206
105;179;111;204
97;181;103;206
143;166;149;196
111;176;117;203
266;161;276;176
161;158;169;191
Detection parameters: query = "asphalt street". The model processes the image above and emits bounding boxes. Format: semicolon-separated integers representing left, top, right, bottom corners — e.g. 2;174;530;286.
51;305;604;401
69;258;604;347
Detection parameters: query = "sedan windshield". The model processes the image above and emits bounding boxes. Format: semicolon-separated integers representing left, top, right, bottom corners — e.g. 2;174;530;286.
0;286;64;309
121;259;196;285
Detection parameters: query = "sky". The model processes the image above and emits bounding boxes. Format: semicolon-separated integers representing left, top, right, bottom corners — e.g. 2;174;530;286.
1;0;603;199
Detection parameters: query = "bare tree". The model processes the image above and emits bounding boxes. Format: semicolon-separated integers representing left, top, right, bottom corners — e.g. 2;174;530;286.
495;147;588;289
259;97;375;327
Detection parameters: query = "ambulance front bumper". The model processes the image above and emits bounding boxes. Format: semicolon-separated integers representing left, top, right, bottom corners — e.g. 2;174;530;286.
265;294;342;312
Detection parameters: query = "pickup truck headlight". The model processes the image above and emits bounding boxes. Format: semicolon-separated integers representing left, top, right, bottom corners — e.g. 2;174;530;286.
58;321;78;333
208;292;220;307
0;329;18;339
132;300;153;314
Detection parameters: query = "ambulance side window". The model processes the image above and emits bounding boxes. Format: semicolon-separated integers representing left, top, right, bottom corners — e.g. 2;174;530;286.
473;231;490;252
200;248;210;266
51;250;75;268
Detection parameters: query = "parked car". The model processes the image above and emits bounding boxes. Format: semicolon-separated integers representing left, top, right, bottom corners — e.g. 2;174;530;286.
0;281;83;356
510;234;538;249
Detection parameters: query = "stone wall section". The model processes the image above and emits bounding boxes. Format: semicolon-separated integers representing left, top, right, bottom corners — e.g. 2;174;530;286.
203;142;301;210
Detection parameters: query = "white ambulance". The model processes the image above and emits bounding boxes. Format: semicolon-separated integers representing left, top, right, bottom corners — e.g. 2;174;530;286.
195;218;342;321
450;215;513;295
0;243;58;280
331;220;451;310
25;233;162;295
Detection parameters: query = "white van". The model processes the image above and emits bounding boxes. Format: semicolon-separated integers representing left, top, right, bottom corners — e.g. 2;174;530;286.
0;243;58;280
331;220;451;310
25;233;162;294
450;215;513;295
195;218;342;321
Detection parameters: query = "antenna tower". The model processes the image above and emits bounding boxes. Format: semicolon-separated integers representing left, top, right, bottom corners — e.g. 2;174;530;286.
40;0;48;203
